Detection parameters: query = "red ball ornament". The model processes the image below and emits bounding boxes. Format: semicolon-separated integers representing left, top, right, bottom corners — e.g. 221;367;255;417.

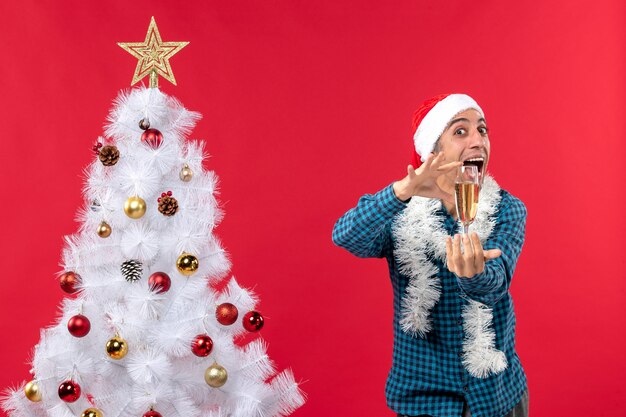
148;272;171;294
191;334;213;357
242;311;264;332
59;271;81;294
216;303;238;326
58;380;81;402
68;314;91;337
143;411;162;417
141;128;163;148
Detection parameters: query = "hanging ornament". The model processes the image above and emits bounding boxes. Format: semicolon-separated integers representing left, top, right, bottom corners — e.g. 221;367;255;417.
121;259;143;282
92;141;103;155
176;253;199;276
143;410;163;417
139;118;151;130
124;196;147;219
179;164;193;182
98;145;120;166
148;272;171;293
59;271;81;294
81;408;103;417
68;314;91;337
216;303;238;326
191;334;213;357
141;128;163;148
157;191;178;216
90;200;101;212
242;311;264;332
24;380;42;402
204;362;228;388
97;221;112;238
58;380;81;402
106;335;128;360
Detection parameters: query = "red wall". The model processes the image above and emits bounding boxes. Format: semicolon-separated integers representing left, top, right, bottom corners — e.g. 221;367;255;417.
1;1;624;416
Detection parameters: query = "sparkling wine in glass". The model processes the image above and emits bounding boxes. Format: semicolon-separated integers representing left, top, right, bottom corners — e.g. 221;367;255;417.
455;165;480;235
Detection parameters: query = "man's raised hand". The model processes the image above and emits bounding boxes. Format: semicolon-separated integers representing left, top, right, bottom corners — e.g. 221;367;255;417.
445;232;502;278
393;152;462;203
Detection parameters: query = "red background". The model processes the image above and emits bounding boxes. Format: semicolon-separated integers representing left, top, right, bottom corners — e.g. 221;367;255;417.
1;1;624;416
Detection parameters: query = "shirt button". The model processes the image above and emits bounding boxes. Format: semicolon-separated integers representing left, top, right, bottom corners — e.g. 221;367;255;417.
463;385;469;392
457;318;463;325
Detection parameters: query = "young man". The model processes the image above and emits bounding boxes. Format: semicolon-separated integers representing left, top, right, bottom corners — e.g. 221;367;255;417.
332;94;529;417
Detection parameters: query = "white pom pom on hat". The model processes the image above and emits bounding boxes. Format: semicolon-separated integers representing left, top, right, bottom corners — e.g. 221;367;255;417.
410;93;484;168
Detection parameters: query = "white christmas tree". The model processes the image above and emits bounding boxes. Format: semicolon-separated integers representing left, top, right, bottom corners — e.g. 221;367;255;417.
2;18;304;417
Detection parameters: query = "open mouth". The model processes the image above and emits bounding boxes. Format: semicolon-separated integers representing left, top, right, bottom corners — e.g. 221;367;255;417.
463;157;485;180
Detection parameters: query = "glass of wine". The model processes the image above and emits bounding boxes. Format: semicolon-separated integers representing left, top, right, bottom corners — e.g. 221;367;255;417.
455;165;480;235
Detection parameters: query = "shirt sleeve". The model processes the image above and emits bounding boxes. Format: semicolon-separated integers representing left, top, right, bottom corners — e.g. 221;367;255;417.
456;193;527;306
332;183;408;258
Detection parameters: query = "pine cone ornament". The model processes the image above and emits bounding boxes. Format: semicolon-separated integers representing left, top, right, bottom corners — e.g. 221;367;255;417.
121;260;143;282
98;145;120;166
158;191;178;216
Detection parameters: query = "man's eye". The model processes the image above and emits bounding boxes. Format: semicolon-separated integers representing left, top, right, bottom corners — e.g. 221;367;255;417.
455;128;466;135
478;127;489;135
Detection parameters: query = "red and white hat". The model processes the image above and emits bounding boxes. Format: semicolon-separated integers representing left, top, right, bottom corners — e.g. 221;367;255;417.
410;93;484;168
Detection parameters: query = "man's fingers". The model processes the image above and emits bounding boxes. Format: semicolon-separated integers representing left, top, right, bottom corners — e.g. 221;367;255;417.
445;237;454;271
484;249;502;260
461;234;474;275
407;165;417;179
437;161;463;172
470;232;484;269
452;234;463;272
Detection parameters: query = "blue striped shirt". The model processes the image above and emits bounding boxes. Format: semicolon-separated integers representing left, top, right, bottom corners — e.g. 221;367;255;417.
332;183;527;417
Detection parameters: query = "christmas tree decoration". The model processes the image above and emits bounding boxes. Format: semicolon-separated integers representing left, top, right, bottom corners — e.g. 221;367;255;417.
243;311;264;332
97;221;112;238
124;196;147;219
191;334;213;357
157;191;178;216
148;271;171;293
68;314;91;337
81;408;103;417
106;335;128;360
23;380;42;402
92;142;103;155
179;164;193;182
2;31;304;416
204;363;227;388
121;259;143;282
118;16;189;88
98;145;120;166
216;303;238;326
139;118;150;130
57;380;81;403
176;253;198;276
141;128;163;149
59;271;81;294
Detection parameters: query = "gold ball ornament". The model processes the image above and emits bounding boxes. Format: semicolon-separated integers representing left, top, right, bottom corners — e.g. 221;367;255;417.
176;253;199;276
204;363;228;388
124;196;147;219
97;221;112;238
81;408;103;417
106;336;128;360
179;164;193;182
24;380;42;402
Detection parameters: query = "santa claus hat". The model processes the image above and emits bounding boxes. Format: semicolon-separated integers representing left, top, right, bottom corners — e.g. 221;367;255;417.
410;93;484;168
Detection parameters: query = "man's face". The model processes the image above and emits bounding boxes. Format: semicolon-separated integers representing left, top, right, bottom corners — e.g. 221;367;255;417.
437;108;490;184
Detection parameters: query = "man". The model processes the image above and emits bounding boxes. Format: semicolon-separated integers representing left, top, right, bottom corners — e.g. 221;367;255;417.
332;94;529;417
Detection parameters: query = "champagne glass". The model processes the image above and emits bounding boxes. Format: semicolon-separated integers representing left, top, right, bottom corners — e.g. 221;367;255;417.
455;165;480;235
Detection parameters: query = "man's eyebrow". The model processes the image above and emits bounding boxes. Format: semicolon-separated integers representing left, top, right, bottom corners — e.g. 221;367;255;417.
447;117;487;127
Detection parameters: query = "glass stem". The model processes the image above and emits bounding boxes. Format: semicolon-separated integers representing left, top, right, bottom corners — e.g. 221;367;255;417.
463;224;470;235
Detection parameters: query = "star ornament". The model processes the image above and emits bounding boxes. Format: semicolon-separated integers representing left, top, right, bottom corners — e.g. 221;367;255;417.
118;16;189;87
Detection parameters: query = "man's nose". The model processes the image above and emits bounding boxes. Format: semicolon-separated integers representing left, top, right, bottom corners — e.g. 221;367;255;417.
468;129;485;148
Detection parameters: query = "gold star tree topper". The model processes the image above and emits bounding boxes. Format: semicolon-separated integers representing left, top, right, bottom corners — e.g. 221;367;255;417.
118;17;189;88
